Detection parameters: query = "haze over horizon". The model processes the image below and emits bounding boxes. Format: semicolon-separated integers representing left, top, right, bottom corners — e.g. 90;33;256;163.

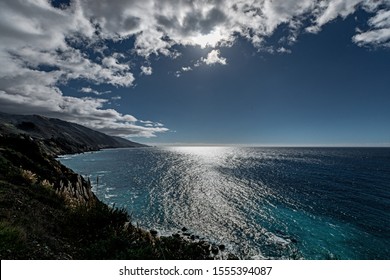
1;0;389;146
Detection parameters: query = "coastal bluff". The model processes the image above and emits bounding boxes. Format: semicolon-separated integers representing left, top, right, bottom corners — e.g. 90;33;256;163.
0;112;144;207
0;113;233;259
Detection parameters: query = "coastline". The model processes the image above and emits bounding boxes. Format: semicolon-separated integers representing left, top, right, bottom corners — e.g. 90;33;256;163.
0;133;235;259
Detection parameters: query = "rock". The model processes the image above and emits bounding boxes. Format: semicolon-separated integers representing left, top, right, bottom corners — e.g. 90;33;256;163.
218;244;226;251
199;241;211;253
172;233;181;238
227;253;240;260
150;229;158;236
181;227;188;232
123;222;131;230
183;232;190;236
211;245;219;255
190;235;195;240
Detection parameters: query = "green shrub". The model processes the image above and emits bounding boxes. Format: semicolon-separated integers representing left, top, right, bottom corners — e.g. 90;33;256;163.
0;221;27;257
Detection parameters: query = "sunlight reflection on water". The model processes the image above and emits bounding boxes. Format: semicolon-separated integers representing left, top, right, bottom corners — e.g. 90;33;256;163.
59;146;390;259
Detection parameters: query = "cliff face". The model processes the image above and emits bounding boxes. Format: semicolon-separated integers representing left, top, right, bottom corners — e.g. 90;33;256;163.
0;133;98;207
0;112;148;206
0;132;100;259
0;113;134;258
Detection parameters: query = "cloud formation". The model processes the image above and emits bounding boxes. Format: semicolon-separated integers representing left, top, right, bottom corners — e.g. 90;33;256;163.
140;66;153;76
175;49;226;77
0;0;389;137
353;8;390;47
79;87;111;96
201;50;227;65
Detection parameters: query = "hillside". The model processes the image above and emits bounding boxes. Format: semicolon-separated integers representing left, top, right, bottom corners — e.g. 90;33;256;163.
0;112;145;155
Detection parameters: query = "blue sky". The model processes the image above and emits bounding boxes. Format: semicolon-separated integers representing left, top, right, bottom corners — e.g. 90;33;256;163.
1;0;389;146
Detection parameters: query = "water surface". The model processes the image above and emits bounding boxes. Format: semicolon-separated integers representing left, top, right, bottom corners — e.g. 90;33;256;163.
59;147;390;259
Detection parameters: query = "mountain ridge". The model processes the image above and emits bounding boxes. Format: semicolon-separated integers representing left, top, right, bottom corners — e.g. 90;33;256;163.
0;112;146;155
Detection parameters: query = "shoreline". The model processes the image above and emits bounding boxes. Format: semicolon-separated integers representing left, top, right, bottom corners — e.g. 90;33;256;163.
0;133;236;259
57;147;235;260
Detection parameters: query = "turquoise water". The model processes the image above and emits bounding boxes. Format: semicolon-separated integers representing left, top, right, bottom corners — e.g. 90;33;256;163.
59;147;390;259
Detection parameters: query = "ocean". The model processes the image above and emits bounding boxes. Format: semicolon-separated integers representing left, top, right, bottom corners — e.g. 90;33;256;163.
59;146;390;259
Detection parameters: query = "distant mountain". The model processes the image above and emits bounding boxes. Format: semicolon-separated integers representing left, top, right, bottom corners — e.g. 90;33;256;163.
0;112;146;155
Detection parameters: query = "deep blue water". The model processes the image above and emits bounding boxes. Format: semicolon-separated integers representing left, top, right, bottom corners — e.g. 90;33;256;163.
59;147;390;259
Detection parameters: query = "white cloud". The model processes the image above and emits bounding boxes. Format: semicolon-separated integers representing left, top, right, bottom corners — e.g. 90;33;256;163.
310;0;363;31
177;49;227;73
79;87;111;95
0;0;161;137
174;66;193;78
182;66;193;72
353;9;390;46
77;0;390;52
201;50;227;65
1;0;390;138
80;87;94;93
140;66;153;75
277;47;292;54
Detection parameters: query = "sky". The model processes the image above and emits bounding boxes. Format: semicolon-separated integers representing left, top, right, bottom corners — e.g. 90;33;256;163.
0;0;389;146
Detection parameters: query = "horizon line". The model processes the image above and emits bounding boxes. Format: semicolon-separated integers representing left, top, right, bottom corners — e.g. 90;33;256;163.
136;142;390;148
